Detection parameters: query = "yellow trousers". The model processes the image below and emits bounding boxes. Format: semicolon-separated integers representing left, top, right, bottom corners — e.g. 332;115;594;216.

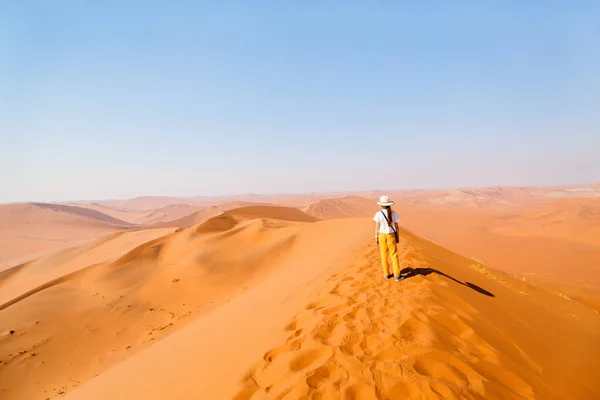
378;233;400;277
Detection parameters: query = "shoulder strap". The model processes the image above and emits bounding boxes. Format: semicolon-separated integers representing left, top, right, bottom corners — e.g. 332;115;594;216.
381;211;396;232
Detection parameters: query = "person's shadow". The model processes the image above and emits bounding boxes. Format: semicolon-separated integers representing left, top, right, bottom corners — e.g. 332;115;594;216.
400;267;495;297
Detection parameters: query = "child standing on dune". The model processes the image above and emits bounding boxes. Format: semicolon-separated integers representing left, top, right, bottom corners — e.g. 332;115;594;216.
374;196;404;282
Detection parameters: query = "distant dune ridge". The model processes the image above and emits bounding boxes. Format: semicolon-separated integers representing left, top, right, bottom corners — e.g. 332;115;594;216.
65;202;155;224
0;203;133;270
1;184;599;399
1;203;131;228
138;204;202;225
302;196;380;219
91;196;194;212
397;183;600;208
146;201;277;229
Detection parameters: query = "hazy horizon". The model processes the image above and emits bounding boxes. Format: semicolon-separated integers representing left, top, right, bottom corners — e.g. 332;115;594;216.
2;2;599;204
2;179;598;206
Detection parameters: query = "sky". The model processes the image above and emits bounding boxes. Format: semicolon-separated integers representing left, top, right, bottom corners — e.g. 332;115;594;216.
1;1;599;203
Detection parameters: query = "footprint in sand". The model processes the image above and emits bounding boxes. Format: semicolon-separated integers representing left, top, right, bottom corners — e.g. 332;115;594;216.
289;347;333;372
234;243;532;400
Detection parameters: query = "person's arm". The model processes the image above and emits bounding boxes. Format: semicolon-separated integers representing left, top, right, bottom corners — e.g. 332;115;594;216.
375;221;380;244
394;212;400;232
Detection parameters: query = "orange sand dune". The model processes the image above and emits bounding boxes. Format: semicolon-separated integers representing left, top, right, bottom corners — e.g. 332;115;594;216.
2;200;599;400
489;197;600;247
302;196;380;219
148;201;277;229
139;204;202;225
398;184;600;208
95;196;192;212
74;203;201;225
65;202;152;224
0;228;176;308
397;199;600;309
225;205;319;222
0;203;132;271
61;224;600;400
0;206;335;399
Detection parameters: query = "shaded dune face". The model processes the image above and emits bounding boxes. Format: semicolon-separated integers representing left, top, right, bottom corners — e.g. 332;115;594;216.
0;203;137;270
28;203;134;227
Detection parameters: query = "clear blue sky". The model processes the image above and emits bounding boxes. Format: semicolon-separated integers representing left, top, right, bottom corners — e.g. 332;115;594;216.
1;1;598;203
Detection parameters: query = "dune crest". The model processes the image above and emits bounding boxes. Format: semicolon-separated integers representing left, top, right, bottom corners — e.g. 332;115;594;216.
233;230;600;400
138;204;201;225
0;228;176;308
302;196;379;219
60;225;599;400
146;201;277;229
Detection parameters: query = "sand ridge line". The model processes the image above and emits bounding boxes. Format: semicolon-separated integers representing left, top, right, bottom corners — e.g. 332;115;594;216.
233;241;540;400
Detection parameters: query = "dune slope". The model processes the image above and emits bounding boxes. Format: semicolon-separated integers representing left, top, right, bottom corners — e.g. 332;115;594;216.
65;202;152;224
398;200;600;309
0;203;133;270
63;226;599;399
138;204;202;225
233;230;600;400
302;196;379;219
0;228;176;307
147;202;281;229
0;207;331;399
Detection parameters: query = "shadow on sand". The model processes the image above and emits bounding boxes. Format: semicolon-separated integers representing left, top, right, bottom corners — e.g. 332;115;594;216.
400;267;495;297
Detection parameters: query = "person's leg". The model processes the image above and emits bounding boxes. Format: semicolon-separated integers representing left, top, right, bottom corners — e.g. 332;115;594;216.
378;233;390;276
388;236;401;277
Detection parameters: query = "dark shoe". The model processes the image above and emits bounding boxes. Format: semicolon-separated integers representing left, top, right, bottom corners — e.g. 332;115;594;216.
395;275;405;282
384;274;394;280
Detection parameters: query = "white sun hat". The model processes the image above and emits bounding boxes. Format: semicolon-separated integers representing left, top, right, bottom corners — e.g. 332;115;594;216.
377;195;395;206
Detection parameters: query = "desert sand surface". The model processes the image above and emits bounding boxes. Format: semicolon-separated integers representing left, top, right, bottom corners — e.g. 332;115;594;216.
138;204;203;225
302;196;381;219
64;202;153;224
58;216;600;400
0;203;133;271
0;206;361;399
299;189;600;308
69;202;203;225
0;228;177;307
146;201;276;229
92;196;194;212
1;188;599;399
397;183;600;207
396;198;600;309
